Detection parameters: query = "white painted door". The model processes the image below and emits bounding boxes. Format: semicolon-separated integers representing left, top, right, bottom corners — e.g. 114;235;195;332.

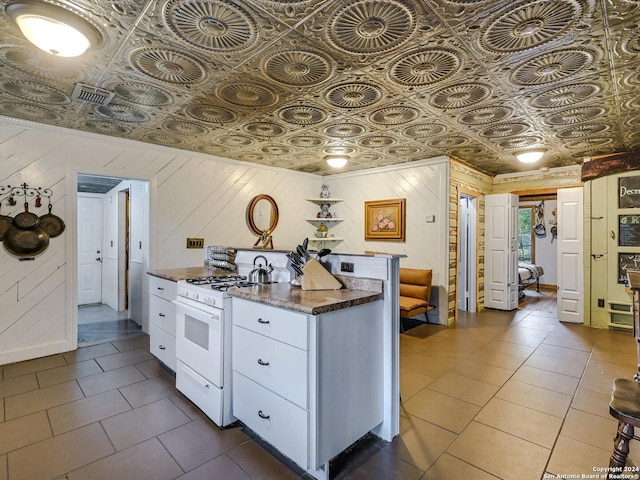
458;195;477;312
78;195;103;305
484;194;519;310
557;187;584;323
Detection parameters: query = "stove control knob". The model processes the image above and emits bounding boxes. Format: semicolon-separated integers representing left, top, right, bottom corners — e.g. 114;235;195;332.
192;292;199;300
204;297;212;305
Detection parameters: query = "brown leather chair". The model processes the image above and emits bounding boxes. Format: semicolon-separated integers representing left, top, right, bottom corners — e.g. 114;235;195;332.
399;268;435;326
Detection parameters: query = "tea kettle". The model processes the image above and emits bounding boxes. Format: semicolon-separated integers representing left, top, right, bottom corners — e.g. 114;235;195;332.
249;255;273;284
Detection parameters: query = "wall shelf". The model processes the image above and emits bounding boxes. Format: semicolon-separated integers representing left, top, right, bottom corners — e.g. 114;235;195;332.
306;198;343;249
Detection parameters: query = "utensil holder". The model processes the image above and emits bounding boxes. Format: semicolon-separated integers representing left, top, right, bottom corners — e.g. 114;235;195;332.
301;258;342;290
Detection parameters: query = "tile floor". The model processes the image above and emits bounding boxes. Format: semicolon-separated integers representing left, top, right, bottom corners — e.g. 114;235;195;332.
78;304;145;347
0;292;637;480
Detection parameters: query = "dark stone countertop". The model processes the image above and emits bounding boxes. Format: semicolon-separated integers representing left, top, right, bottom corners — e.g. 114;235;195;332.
227;282;383;315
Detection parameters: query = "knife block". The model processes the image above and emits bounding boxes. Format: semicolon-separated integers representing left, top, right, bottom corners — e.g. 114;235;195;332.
301;258;342;291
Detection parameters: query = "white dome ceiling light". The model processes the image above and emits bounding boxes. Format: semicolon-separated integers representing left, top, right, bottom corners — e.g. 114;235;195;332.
516;150;545;164
5;0;101;57
325;155;348;169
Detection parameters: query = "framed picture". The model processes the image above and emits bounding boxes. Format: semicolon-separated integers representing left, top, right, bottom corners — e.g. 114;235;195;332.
364;198;406;241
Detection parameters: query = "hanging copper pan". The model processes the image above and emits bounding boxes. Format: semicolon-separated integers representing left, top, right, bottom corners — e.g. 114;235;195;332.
39;203;65;237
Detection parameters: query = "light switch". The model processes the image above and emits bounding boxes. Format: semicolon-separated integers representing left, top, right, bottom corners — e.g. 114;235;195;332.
425;215;435;223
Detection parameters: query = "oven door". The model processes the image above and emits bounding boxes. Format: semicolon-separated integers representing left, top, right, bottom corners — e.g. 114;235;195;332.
175;299;223;387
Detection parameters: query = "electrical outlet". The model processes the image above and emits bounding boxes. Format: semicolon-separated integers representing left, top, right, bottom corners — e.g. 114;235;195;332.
186;238;204;249
598;298;605;308
341;262;354;273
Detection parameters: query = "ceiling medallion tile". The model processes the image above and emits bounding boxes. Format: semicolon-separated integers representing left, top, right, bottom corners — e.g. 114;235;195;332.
386;145;421;155
130;48;207;85
0;102;61;122
243;121;286;137
357;135;396;147
403;122;448;138
510;49;594;86
217;134;254;146
263;50;333;86
497;135;544;149
0;46;84;83
163;0;257;52
144;132;186;146
236;153;265;162
95;104;149;123
327;0;417;55
324;123;366;137
622;31;640;55
529;82;601;108
83;120;131;136
544;105;607;125
429;82;491;109
1;79;70;105
193;144;229;155
325;83;382;109
110;82;173;107
480;122;530;137
369;106;419;125
565;137;613;148
480;0;584;54
427;136;467;148
389;48;462;86
260;144;292;155
279;105;326;124
217;82;278;107
287;135;325;147
163;119;208;136
459;105;513;124
556;123;610;138
324;145;356;155
186;103;237;123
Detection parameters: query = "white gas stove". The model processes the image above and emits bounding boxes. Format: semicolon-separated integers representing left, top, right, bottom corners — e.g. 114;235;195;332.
174;273;246;427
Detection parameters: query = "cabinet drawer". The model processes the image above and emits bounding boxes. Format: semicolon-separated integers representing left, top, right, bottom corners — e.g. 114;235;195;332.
148;275;177;302
149;324;176;372
149;295;176;335
233;298;308;349
233;325;308;408
233;372;308;468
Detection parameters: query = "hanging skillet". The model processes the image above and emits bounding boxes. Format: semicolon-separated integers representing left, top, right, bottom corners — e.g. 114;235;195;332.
39;202;65;237
0;202;12;241
2;223;49;259
13;203;40;230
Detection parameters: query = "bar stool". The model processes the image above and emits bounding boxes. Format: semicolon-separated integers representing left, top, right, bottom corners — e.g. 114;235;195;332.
607;271;640;477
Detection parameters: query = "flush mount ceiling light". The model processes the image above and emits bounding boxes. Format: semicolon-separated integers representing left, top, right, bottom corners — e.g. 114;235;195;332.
516;150;544;164
325;155;348;169
5;0;101;57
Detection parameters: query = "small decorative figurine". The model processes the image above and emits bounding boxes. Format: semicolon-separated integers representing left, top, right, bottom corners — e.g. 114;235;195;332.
317;202;332;218
319;182;330;198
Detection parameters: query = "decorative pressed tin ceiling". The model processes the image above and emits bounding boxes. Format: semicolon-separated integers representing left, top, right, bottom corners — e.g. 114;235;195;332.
0;0;639;176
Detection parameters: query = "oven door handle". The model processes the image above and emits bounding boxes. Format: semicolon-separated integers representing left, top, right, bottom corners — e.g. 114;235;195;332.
174;300;221;320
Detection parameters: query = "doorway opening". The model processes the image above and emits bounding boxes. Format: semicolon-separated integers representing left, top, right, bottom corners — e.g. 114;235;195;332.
458;193;477;313
76;174;149;346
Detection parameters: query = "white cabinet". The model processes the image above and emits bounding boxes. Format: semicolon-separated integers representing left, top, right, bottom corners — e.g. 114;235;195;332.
305;198;343;249
231;297;383;480
148;275;177;371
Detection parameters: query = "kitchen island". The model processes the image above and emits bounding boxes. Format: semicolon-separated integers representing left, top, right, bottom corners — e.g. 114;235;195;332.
228;280;385;480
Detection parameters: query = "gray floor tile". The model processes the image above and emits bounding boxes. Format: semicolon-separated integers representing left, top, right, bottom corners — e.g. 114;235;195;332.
77;365;146;397
7;423;114;480
101;398;191;450
159;419;249;471
0;373;38;399
36;359;103;388
48;389;131;435
95;348;154;371
64;438;183;480
118;376;176;408
5;380;84;420
175;454;252;480
63;342;120;364
2;355;66;379
0;411;51;455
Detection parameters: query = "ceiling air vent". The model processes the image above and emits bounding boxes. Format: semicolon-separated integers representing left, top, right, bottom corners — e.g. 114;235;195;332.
71;83;115;106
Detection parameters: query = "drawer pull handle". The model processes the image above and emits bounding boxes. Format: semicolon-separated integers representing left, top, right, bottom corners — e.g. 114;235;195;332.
257;359;270;366
258;410;270;420
157;287;164;291
159;345;166;350
158;313;166;317
257;318;270;324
